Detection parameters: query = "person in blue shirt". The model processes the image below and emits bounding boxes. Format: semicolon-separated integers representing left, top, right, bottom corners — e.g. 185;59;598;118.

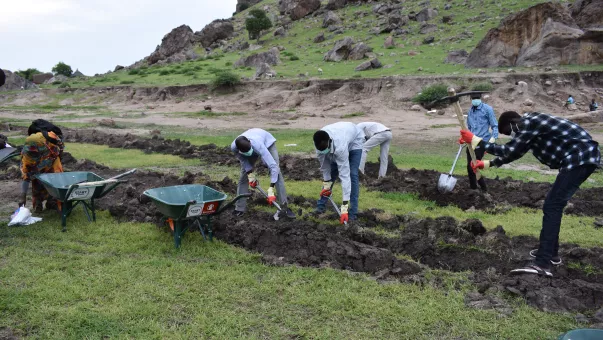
590;99;599;112
465;93;498;191
564;95;575;108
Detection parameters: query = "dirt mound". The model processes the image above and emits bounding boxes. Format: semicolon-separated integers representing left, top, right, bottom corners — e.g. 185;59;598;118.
61;129;603;216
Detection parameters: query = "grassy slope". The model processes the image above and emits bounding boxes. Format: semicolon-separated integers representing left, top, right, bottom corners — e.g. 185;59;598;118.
42;0;603;88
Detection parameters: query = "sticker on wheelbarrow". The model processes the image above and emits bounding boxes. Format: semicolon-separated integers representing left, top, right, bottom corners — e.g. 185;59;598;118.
68;187;95;201
187;201;219;217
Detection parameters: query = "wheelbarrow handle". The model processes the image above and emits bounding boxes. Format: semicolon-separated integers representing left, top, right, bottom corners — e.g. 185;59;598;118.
216;193;252;215
110;168;137;180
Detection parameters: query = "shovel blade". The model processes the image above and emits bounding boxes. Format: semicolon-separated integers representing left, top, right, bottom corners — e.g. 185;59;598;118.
437;174;457;193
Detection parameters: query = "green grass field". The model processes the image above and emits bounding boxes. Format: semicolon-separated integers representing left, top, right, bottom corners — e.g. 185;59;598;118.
1;126;602;338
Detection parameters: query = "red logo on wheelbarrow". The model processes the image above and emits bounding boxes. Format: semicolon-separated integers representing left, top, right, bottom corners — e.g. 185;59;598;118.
187;201;220;217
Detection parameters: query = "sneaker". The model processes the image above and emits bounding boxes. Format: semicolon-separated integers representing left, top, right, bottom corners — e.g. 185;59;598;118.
232;210;245;217
510;262;553;277
280;208;297;219
529;249;562;266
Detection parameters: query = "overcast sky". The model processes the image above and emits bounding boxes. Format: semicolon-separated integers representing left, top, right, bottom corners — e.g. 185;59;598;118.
2;0;237;75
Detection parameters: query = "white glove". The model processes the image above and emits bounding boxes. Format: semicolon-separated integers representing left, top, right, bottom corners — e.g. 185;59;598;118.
488;137;496;143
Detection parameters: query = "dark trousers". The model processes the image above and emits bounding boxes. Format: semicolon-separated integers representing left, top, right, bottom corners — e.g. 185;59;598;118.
535;165;597;268
466;147;487;190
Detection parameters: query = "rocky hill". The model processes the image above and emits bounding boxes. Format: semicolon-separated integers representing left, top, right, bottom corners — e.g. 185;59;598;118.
46;0;603;88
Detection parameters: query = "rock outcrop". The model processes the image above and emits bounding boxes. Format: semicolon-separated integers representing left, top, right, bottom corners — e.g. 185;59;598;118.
325;0;346;10
348;42;372;60
196;19;234;48
324;37;354;61
147;25;198;65
444;50;469;64
234;47;281;68
279;0;321;21
32;73;53;84
415;8;438;22
0;70;38;91
571;0;603;28
465;2;603;68
355;58;382;71
255;63;277;78
323;11;341;28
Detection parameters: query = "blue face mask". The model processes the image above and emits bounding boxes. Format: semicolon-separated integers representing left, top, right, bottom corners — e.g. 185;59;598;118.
239;147;253;157
317;148;330;155
472;99;482;107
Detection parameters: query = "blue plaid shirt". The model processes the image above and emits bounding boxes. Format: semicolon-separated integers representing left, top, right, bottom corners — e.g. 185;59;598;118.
467;103;498;141
483;112;601;171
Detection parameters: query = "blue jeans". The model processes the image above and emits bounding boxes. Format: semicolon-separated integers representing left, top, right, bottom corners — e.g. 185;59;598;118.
316;149;362;219
535;164;597;268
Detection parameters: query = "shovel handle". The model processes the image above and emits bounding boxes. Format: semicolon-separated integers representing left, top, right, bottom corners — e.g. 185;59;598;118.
255;185;282;211
449;88;482;180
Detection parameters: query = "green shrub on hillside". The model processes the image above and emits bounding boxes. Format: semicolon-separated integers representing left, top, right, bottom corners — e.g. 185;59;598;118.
120;80;135;84
412;84;449;104
58;82;71;88
159;70;170;76
289;55;300;61
128;69;140;75
245;9;272;42
211;70;241;89
52;61;73;77
15;68;42;81
471;82;494;92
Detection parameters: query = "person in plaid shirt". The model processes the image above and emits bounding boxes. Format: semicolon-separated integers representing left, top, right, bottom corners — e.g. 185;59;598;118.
460;111;600;277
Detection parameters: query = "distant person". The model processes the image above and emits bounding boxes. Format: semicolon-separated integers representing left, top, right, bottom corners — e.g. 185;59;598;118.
462;92;498;191
590;99;599;112
564;95;575;108
461;111;600;277
231;128;295;219
357;122;392;178
313;122;364;224
0;68;5;87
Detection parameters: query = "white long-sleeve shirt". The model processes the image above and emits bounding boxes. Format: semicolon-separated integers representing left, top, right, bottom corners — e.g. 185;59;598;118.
317;122;364;201
357;122;390;139
230;128;280;183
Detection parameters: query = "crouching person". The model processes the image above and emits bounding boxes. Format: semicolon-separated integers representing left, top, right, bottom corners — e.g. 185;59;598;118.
460;111;600;277
20;119;65;212
313;122;364;224
231;128;295;219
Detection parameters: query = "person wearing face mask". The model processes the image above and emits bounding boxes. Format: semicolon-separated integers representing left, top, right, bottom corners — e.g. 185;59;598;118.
460;111;600;278
231;128;295;218
313;122;364;224
465;93;498;191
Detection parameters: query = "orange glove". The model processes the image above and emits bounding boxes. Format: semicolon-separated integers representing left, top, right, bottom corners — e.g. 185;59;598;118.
320;181;332;197
248;172;258;188
267;187;276;205
460;130;475;144
340;204;349;224
471;160;490;173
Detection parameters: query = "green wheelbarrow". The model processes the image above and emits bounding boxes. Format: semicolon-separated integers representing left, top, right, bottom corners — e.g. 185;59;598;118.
36;169;136;231
143;184;250;248
558;329;603;340
0;147;20;164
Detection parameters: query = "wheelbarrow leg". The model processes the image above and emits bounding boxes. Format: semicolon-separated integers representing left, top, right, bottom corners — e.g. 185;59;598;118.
82;202;92;222
207;217;213;242
174;220;185;248
61;201;72;232
91;199;96;222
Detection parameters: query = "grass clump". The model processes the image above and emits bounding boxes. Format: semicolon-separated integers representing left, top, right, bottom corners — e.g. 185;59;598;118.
412;84;449;104
128;69;140;75
120;80;135;85
341;112;365;118
159;70;170;76
210;69;241;89
471;82;494;92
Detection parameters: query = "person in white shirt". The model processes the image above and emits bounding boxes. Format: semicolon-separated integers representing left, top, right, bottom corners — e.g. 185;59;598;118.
313;122;364;223
357;122;392;178
231;128;296;219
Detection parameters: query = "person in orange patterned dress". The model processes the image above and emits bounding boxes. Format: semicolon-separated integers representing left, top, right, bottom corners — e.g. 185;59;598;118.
19;120;64;211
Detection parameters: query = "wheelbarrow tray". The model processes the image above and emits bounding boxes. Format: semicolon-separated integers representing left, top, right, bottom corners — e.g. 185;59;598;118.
143;184;227;219
36;172;109;201
0;147;20;164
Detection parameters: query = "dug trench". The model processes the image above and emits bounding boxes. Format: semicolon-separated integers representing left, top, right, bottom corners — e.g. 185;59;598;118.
1;154;602;319
61;128;603;216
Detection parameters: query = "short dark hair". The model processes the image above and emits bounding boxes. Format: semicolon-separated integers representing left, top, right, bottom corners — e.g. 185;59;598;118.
470;92;482;99
498;111;522;135
313;130;330;150
235;136;251;152
0;68;5;87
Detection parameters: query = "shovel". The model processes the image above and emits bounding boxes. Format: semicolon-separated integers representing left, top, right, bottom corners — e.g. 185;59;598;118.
325;182;347;225
255;184;283;221
438;145;464;193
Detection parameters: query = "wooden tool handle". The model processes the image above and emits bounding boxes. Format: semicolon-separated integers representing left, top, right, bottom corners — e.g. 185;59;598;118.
449;88;482;180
